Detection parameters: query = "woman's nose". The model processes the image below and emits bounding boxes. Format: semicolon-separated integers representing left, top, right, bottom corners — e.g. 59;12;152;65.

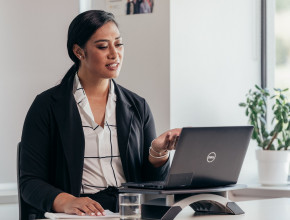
108;46;117;59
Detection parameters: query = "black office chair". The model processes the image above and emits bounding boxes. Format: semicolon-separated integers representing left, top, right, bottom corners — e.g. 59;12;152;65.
17;142;35;220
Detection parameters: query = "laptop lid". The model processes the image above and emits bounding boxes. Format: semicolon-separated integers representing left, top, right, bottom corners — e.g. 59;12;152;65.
164;126;253;188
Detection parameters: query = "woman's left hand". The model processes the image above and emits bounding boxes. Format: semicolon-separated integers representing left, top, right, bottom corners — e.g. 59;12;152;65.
151;128;182;154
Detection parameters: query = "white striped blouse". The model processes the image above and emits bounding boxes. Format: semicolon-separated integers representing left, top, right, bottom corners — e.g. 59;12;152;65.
73;73;126;194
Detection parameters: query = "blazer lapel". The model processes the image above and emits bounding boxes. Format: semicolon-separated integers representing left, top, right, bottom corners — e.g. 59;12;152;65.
114;81;133;181
51;76;85;196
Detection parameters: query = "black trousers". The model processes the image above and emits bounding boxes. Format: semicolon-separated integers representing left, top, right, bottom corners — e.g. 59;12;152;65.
80;186;119;213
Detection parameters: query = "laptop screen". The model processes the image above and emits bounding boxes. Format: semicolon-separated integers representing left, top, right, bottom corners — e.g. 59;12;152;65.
166;126;253;188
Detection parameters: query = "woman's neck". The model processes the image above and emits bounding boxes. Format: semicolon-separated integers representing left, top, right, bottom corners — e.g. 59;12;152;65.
77;69;110;99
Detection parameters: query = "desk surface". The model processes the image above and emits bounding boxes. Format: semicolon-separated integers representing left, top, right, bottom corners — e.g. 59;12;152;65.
175;198;290;220
1;198;290;220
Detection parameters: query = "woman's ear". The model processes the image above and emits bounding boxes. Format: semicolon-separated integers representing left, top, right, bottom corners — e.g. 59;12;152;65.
72;44;84;60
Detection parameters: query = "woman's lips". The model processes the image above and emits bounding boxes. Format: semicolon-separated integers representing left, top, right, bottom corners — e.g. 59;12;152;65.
105;63;119;71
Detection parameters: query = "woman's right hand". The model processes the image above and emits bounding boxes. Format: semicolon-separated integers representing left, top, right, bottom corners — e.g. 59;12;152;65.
53;193;105;216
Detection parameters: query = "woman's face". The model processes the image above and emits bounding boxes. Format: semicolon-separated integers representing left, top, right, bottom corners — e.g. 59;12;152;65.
78;21;124;79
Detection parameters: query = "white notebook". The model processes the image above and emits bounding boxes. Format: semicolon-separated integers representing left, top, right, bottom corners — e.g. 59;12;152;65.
44;210;119;219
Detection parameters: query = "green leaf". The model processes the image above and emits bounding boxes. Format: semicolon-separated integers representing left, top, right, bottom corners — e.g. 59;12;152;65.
255;85;262;90
272;105;276;110
271;117;276;125
246;108;249;116
262;139;271;147
262;130;269;138
250;114;256;122
280;94;285;100
276;99;282;105
239;103;246;107
282;132;286;141
286;138;290;147
269;144;275;150
274;123;283;132
287;122;290;131
282;88;289;92
252;130;258;139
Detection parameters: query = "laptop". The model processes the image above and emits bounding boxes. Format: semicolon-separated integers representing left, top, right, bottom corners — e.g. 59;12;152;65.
122;126;253;189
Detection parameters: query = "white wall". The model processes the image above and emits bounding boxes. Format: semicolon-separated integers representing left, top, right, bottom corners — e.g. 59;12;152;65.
0;0;79;183
170;0;261;183
170;0;261;127
90;0;171;136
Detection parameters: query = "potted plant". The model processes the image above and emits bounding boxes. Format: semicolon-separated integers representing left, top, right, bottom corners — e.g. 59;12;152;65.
239;85;290;185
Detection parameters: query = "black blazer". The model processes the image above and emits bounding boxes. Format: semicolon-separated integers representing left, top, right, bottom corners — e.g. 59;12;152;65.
20;74;169;216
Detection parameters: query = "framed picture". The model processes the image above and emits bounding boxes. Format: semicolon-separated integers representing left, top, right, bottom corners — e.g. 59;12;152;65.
106;0;154;16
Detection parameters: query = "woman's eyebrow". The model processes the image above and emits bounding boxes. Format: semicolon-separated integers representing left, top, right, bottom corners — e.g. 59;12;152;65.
94;36;122;44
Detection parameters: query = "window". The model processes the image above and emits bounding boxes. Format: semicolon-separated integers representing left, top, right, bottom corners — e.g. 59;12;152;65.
275;0;290;99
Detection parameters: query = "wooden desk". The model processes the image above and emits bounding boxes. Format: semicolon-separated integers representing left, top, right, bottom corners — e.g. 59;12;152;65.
2;198;290;219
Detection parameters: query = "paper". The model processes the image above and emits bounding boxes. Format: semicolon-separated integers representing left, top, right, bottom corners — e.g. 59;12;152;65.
106;0;126;16
44;210;119;219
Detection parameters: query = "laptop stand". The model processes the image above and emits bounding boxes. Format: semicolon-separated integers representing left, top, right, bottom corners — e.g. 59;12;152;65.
119;184;246;220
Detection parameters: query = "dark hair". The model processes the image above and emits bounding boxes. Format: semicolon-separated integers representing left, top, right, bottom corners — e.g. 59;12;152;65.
62;10;118;83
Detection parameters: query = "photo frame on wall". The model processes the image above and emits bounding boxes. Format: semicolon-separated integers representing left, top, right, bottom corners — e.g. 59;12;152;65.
106;0;154;16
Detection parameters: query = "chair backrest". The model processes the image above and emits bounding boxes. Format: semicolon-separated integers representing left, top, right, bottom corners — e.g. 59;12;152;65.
17;142;31;220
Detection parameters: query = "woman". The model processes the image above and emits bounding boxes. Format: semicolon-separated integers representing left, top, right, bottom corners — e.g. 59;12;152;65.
126;0;134;15
140;0;151;13
20;10;180;219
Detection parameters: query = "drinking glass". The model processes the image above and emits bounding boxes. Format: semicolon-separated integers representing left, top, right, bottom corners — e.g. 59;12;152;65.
119;193;141;220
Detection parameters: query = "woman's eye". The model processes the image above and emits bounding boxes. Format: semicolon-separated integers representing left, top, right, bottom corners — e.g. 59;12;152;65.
97;46;108;49
116;43;124;47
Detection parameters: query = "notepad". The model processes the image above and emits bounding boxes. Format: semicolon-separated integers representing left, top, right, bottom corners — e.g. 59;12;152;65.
44;210;119;219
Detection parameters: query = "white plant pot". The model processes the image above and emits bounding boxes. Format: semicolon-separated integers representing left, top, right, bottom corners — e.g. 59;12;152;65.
256;149;290;186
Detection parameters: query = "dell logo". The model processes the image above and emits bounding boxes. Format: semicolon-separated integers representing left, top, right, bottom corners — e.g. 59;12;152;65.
207;152;216;163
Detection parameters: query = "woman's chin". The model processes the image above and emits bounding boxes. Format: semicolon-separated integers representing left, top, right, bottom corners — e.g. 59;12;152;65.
107;71;120;79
